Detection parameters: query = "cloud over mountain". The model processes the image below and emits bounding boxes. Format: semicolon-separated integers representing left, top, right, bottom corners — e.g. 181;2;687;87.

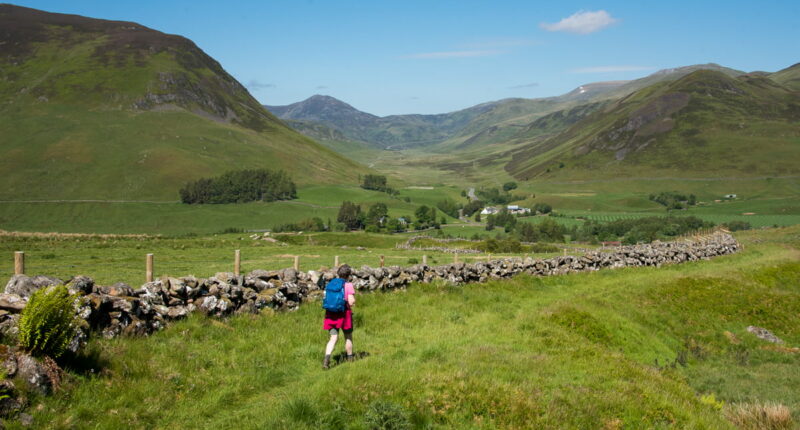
541;10;618;34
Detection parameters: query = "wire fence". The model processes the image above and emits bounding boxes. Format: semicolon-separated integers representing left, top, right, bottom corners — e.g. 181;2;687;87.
5;227;729;287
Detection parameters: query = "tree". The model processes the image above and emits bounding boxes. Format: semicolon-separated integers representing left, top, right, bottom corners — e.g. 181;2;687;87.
365;202;388;227
533;203;552;214
502;181;518;192
436;199;462;218
413;205;439;230
337;201;363;230
462;200;483;217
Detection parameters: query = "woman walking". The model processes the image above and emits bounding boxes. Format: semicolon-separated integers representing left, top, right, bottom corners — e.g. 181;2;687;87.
322;264;356;369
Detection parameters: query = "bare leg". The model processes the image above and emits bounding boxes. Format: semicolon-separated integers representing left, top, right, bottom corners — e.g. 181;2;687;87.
325;333;338;356
344;331;353;356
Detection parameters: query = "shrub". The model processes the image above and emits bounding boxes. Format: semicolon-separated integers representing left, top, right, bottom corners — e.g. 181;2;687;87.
18;286;78;358
724;402;793;430
363;400;411;430
723;220;752;231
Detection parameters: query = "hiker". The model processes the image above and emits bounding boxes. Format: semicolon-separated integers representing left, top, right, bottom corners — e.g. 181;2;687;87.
322;264;356;369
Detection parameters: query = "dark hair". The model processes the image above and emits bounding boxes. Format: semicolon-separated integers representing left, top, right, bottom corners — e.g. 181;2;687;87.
337;264;352;279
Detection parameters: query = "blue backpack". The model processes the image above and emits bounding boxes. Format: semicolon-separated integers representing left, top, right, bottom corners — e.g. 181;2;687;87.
322;278;347;312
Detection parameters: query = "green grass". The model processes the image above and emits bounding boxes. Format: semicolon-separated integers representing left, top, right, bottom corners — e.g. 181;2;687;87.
10;226;799;429
0;230;495;287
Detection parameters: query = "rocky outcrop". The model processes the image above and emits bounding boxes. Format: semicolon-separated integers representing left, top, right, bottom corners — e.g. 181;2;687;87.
1;233;739;340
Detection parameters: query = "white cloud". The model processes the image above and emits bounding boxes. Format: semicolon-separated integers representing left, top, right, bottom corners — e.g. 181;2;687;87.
404;50;501;59
508;82;539;89
541;10;618;35
246;80;276;90
462;38;541;49
569;65;655;74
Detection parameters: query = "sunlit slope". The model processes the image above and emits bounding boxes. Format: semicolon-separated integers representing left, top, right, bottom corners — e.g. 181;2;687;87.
506;70;800;180
0;5;367;200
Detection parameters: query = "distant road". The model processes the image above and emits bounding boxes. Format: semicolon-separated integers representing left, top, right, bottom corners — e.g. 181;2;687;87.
467;188;478;201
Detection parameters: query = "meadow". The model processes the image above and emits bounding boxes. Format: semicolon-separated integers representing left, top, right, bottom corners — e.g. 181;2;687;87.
6;226;799;429
0;229;565;288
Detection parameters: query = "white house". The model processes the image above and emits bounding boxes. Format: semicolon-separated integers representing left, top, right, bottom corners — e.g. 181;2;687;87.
480;206;499;215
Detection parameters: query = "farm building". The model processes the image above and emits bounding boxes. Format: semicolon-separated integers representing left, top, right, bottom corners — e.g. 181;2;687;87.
507;205;531;215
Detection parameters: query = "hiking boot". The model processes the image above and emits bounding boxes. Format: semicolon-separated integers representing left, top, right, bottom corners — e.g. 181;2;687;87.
322;355;331;370
346;354;355;363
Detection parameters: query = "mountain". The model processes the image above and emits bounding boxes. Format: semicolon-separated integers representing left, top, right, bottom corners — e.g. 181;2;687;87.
0;4;366;200
267;64;746;152
266;95;502;148
505;69;800;180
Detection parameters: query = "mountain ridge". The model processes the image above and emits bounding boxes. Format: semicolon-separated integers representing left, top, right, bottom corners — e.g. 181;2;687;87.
505;69;800;180
264;63;747;151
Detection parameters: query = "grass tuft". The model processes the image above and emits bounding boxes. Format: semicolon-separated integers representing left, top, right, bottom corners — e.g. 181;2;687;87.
724;402;793;430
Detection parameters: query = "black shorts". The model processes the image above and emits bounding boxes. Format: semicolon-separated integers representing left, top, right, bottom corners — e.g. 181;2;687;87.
329;327;353;335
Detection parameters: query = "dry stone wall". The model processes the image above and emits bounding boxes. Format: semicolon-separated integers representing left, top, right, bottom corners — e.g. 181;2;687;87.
1;233;739;343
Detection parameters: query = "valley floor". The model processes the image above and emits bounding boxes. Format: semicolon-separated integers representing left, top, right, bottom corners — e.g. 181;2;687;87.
7;227;799;429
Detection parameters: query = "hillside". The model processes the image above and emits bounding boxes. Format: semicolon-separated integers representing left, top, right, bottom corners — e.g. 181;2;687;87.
0;5;367;200
770;62;800;91
506;69;800;180
267;64;746;155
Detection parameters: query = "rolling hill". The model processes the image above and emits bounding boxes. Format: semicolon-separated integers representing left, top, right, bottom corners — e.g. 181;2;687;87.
0;4;367;201
506;69;800;180
266;64;746;154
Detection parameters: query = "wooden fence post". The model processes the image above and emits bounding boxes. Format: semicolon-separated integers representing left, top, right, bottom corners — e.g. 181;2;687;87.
453;253;459;264
334;255;340;268
563;249;567;257
146;253;154;283
14;252;24;275
294;255;300;271
422;255;427;266
234;249;241;276
380;255;385;267
487;254;491;262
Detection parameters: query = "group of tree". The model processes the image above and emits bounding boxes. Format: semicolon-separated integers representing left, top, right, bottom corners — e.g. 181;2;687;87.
482;211;713;245
180;169;296;204
361;174;397;195
649;191;697;211
413;205;441;230
273;217;328;233
335;201;407;233
485;208;518;232
436;199;462;218
476;186;522;205
577;216;713;244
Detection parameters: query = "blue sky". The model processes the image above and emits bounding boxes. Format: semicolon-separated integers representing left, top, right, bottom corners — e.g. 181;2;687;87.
10;0;800;115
